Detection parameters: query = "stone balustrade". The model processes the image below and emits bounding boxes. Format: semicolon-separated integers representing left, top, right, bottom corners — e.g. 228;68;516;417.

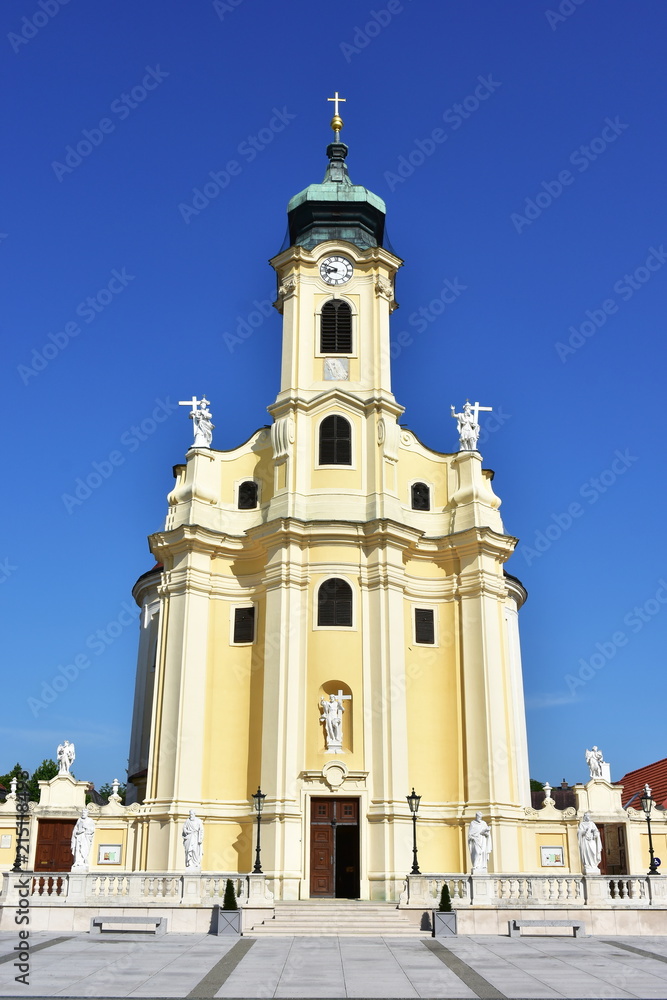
0;871;262;907
401;873;667;907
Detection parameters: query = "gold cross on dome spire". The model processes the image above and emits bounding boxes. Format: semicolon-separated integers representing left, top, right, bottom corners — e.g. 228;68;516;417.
327;91;346;137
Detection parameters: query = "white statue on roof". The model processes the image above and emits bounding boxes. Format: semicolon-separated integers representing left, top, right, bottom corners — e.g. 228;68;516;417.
451;400;492;452
585;746;604;779
179;396;214;449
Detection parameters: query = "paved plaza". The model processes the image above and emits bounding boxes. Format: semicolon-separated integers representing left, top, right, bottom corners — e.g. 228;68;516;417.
1;931;667;999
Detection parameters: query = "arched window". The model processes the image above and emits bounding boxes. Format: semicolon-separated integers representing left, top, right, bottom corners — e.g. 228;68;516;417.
320;300;352;354
319;415;351;466
238;480;258;509
318;578;353;627
411;482;430;511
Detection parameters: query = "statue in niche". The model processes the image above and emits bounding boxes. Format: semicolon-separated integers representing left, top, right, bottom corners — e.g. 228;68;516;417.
467;812;492;873
57;740;75;774
320;692;349;752
71;807;95;869
585;746;604;779
577;812;602;874
182;810;204;869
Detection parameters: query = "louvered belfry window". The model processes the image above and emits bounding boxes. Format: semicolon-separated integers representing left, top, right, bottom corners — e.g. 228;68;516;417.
233;606;255;643
320;300;352;354
318;578;353;627
319;415;351;465
414;608;435;644
238;480;258;509
411;482;430;511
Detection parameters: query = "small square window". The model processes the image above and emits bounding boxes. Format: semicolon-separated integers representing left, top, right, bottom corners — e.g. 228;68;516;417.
414;608;435;644
233;606;255;644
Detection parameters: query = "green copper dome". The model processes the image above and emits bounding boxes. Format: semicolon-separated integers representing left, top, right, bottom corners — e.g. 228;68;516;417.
287;142;386;251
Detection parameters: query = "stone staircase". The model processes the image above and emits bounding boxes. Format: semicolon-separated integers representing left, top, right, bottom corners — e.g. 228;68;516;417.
247;900;431;936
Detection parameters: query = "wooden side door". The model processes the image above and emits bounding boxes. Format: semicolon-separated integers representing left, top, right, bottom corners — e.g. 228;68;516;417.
310;799;334;896
35;820;75;872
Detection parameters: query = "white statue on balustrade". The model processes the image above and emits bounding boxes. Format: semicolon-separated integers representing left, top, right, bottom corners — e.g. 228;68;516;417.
179;395;214;449
451;400;492;452
71;807;95;870
320;690;351;753
577;812;602;874
585;745;605;779
182;810;204;869
57;740;75;774
468;812;492;873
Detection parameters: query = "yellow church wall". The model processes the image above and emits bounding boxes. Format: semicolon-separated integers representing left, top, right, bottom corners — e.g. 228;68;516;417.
309;544;359;565
311;468;363;490
90;828;127;870
211;555;268;581
144;818;171;871
397;451;450;508
202;821;253;872
0;830;14;868
413;822;463;873
403;559;448;581
639;832;667;870
202;599;263;801
535;832;570;871
404;600;461;803
306;600;363;770
219;447;275;506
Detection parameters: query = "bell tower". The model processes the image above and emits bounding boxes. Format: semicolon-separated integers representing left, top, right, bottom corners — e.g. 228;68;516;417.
266;99;406;522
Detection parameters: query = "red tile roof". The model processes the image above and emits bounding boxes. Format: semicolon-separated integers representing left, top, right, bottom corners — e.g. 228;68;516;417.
617;757;667;809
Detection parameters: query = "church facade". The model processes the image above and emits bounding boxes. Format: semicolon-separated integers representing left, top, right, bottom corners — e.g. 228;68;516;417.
125;115;534;900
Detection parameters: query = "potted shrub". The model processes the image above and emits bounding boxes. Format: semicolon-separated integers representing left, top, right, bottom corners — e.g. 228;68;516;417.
212;879;241;935
434;882;457;937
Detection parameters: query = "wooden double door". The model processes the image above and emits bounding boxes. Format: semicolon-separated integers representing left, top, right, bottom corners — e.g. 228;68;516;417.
310;798;360;898
35;820;75;872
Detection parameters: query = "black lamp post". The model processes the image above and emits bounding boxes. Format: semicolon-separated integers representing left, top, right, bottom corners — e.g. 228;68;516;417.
640;783;661;876
407;788;421;875
252;786;266;874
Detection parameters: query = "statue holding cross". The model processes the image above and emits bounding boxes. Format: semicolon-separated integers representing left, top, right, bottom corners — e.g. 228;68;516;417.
450;400;492;452
320;690;351;753
179;395;214;449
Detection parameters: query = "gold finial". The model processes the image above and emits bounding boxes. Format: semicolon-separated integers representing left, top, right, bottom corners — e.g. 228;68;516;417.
327;91;346;138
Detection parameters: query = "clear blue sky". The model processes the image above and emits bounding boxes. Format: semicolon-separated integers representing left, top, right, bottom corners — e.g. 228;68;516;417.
3;0;666;792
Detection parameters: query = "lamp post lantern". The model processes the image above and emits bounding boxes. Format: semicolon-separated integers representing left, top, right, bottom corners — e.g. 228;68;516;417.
252;786;266;874
407;788;421;875
640;783;661;876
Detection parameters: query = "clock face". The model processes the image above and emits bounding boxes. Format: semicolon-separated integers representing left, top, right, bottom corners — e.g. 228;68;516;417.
320;255;353;285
